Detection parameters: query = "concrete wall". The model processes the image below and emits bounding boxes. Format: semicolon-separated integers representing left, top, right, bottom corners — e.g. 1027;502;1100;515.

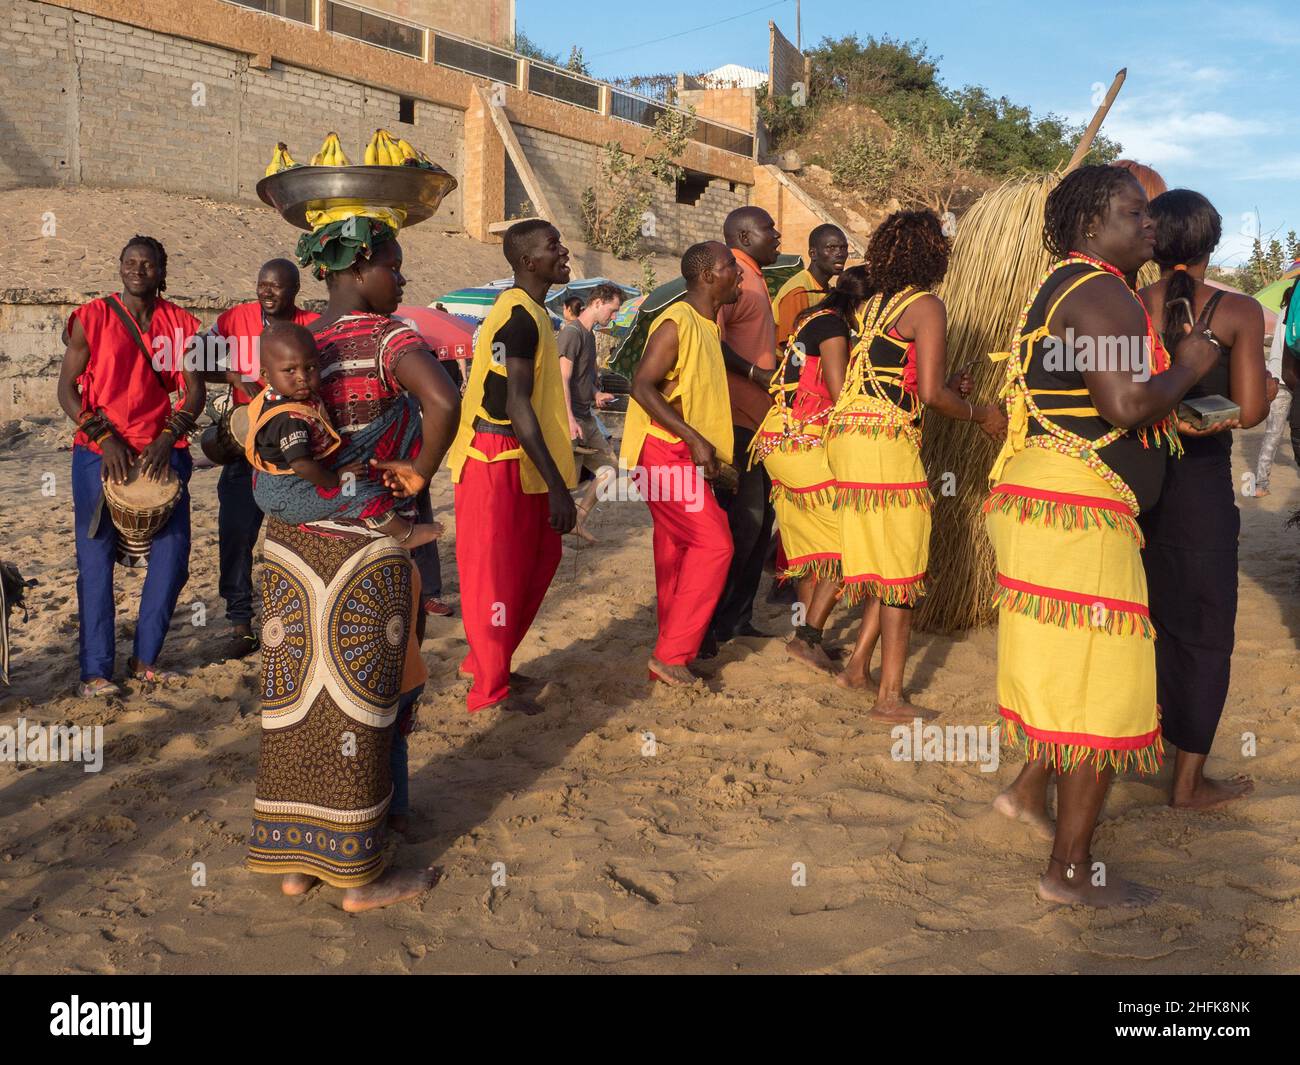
0;1;465;224
678;87;756;134
768;20;806;102
369;0;515;48
511;125;746;256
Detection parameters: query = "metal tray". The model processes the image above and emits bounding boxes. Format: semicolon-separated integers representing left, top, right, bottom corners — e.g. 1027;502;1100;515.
256;164;458;231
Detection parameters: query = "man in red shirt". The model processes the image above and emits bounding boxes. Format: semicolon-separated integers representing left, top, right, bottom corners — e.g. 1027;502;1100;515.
202;259;318;659
57;236;206;696
704;206;782;656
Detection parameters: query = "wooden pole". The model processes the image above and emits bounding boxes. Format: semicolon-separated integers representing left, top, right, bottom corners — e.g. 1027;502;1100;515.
1064;68;1126;174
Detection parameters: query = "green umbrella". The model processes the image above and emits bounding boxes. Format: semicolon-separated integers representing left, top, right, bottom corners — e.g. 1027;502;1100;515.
609;254;805;379
1254;267;1299;314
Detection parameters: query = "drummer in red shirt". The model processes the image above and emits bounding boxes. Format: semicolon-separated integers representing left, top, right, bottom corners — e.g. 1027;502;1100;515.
56;236;205;697
201;259;318;659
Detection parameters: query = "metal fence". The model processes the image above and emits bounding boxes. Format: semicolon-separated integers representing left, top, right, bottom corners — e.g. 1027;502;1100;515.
326;2;422;58
226;0;313;22
527;64;601;112
432;33;519;84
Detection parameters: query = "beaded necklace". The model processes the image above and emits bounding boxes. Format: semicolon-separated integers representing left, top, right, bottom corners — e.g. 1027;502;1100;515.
829;287;926;447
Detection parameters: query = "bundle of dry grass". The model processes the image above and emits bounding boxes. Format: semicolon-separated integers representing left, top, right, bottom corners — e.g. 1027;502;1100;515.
917;174;1058;634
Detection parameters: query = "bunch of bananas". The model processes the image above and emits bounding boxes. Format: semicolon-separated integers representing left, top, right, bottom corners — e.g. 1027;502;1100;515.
310;132;350;167
263;142;299;177
364;128;440;171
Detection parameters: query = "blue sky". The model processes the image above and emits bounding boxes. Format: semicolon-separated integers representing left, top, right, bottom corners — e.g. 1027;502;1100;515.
518;0;1297;267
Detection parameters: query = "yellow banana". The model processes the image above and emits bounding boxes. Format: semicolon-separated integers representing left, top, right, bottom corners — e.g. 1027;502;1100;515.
364;130;382;166
264;142;297;177
377;129;400;166
395;137;420;163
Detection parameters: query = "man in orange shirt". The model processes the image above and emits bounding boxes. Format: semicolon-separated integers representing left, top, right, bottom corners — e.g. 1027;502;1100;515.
772;224;849;349
703;206;782;656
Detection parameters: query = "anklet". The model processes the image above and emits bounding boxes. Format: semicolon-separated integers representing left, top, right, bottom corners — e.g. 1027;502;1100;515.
1048;853;1091;882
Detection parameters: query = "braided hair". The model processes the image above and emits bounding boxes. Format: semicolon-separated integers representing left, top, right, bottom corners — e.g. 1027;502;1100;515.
794;264;872;331
1042;165;1139;260
865;210;949;300
1149;189;1222;354
120;234;168;292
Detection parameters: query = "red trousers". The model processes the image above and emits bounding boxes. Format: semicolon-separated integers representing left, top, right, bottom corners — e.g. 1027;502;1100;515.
639;435;733;665
454;432;562;711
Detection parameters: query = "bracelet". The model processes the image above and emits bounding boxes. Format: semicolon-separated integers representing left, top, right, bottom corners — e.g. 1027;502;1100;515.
398;523;416;545
164;410;198;439
748;363;756;382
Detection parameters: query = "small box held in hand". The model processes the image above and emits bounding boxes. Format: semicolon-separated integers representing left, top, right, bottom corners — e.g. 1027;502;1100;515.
1177;394;1239;431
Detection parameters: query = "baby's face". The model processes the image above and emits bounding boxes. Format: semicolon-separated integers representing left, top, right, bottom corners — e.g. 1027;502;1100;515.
262;340;320;402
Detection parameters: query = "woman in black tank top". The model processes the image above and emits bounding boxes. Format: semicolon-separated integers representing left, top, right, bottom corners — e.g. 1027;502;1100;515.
1138;190;1271;810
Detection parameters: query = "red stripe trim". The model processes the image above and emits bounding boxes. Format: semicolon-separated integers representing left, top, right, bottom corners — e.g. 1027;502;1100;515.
784;480;837;494
784;551;841;565
844;571;926;586
998;706;1160;751
990;483;1130;516
837;480;929;490
996;574;1149;617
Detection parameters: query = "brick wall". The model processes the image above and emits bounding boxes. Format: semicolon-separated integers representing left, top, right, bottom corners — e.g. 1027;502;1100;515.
512;125;747;256
0;0;464;224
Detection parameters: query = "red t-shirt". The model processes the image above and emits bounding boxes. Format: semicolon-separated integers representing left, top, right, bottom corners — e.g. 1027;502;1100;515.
71;294;201;453
718;248;778;431
212;301;321;404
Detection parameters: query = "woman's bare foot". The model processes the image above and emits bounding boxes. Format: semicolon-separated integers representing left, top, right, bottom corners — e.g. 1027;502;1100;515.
401;522;443;549
573;523;598;544
786;635;835;674
1037;863;1160;908
993;790;1055;841
1170;773;1254;810
836;669;871;691
281;873;318;897
341;867;436;913
868;694;938;723
648;658;696;686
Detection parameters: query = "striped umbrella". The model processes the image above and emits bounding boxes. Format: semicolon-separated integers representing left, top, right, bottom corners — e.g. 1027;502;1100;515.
394;305;475;361
1254;260;1300;314
434;278;564;328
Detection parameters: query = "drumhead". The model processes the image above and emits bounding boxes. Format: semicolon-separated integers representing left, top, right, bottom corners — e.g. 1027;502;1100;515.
104;464;180;508
229;403;251;448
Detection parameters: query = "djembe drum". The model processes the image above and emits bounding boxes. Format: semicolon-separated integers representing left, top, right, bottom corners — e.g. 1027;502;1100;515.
103;465;180;568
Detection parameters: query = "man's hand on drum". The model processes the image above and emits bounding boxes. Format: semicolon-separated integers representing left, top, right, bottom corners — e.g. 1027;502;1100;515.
370;457;428;499
99;434;135;485
138;433;175;482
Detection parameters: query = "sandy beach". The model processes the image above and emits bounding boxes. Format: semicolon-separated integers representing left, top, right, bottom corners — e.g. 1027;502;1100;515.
0;419;1296;975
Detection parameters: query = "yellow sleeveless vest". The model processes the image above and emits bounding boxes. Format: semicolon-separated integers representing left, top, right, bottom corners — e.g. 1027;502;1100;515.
448;287;577;494
620;301;734;468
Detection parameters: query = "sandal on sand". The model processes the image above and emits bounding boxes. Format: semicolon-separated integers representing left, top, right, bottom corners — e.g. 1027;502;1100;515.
127;658;180;683
77;678;121;698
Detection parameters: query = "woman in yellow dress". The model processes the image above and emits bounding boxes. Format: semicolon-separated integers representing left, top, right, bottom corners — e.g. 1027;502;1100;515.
986;165;1220;906
753;265;872;673
826;211;1005;719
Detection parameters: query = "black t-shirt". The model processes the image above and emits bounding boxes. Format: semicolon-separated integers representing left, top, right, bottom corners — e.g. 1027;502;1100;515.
482;303;539;421
254;395;318;468
786;313;850;385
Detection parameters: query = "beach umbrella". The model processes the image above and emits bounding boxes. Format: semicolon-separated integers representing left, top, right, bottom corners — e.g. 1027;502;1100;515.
1254;261;1300;314
607;292;646;337
433;279;564;329
544;277;639;317
394;305;475;361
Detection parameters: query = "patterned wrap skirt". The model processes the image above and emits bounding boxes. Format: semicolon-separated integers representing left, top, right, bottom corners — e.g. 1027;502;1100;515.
825;408;932;607
983;446;1161;773
756;411;841;582
246;519;425;887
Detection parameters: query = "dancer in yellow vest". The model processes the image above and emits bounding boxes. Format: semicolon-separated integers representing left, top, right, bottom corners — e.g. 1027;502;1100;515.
622;241;740;685
826;211;1005;719
448;220;577;714
986;166;1220;906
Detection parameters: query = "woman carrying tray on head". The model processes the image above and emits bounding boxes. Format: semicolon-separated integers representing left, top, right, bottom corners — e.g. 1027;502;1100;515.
985;165;1222;907
245;203;461;912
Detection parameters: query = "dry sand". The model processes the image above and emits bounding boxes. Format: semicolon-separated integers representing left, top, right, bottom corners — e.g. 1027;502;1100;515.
0;420;1296;974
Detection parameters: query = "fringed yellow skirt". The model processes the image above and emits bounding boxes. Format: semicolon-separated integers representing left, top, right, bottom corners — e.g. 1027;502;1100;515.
755;412;841;581
825;411;931;607
983;446;1161;774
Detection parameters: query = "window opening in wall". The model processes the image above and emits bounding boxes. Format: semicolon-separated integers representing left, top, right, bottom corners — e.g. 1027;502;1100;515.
676;170;710;207
399;96;416;125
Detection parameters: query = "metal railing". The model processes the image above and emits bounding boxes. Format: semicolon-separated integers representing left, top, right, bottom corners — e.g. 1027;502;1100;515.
220;0;755;157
